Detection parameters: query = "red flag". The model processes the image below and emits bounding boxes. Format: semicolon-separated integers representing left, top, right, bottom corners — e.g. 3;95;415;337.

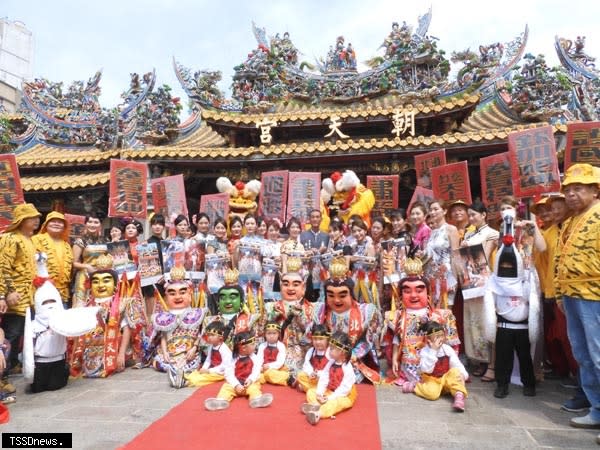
480;152;513;222
199;192;230;225
258;170;288;223
151;174;188;224
286;172;321;225
367;175;399;218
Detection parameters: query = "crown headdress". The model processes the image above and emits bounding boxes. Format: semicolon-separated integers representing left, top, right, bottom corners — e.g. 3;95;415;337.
265;321;282;332
403;258;424;277
285;256;303;274
95;254;114;270
330;334;352;353
224;268;240;286
168;265;188;283
329;256;349;281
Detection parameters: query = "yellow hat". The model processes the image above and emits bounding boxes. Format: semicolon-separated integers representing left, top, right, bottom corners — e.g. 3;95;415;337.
5;203;41;232
40;211;70;241
561;163;600;190
530;197;551;215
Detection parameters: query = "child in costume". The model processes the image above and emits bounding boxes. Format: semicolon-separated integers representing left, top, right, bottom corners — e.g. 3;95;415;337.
204;331;273;411
296;324;331;392
185;321;232;388
484;208;539;399
301;331;357;426
412;321;468;412
257;321;289;386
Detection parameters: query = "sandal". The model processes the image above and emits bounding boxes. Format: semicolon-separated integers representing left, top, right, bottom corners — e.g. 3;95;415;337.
481;368;495;382
471;363;487;377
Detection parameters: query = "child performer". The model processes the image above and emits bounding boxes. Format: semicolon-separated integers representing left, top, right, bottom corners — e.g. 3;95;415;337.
257;321;289;386
301;331;357;425
204;331;273;411
412;321;469;412
185;321;232;388
295;324;331;392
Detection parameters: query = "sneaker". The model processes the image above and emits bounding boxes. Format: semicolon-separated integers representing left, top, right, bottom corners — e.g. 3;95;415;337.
204;398;230;411
249;393;273;409
560;377;579;389
570;414;600;429
523;386;536;397
494;384;509;399
301;403;320;415
306;410;320;425
452;392;465;412
1;380;16;395
0;392;16;404
561;396;591;413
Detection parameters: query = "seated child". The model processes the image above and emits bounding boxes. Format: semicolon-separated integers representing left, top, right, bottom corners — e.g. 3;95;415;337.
295;324;331;392
412;321;468;412
257;321;289;385
301;331;357;425
204;331;273;411
185;321;232;388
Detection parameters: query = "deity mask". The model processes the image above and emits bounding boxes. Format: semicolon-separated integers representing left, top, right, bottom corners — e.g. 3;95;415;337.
325;285;353;314
281;273;306;302
218;287;243;315
165;282;192;311
90;271;116;298
400;279;429;310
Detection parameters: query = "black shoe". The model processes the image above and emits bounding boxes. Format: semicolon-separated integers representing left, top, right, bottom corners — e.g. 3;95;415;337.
287;375;297;388
494;385;509;398
523;385;536;397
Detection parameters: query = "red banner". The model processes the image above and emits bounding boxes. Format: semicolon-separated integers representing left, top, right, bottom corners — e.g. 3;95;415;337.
480;153;513;222
286;172;321;225
199;192;229;226
0;154;24;232
151;174;188;223
64;213;86;244
564;121;600;170
414;148;446;189
367;175;399;217
431;160;472;205
108;159;148;219
408;186;434;213
258;170;288;223
508;126;560;198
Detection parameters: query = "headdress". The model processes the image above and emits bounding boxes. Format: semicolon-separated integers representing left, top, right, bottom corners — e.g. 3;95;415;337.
561;163;600;189
265;321;282;333
311;324;331;339
224;268;240;286
324;256;354;291
165;265;190;288
399;258;427;288
233;331;255;348
204;321;226;337
329;331;352;354
39;211;70;241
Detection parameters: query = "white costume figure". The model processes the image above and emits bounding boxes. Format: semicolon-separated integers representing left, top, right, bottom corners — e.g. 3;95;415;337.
24;253;98;393
483;209;540;398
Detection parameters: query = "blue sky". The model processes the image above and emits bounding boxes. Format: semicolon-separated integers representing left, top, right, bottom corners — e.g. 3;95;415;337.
3;0;599;114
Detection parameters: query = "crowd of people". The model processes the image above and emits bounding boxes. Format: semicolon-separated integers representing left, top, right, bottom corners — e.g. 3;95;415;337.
0;163;598;440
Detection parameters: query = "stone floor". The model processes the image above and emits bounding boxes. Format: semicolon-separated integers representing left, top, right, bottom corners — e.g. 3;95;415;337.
1;369;598;449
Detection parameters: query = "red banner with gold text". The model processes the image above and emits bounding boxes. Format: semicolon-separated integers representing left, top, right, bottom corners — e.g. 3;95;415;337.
480;152;513;222
287;172;321;225
199;192;229;226
367;175;399;218
108;159;148;218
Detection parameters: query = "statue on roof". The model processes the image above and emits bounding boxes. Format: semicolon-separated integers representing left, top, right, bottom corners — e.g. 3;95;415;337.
322;36;357;72
562;36;597;68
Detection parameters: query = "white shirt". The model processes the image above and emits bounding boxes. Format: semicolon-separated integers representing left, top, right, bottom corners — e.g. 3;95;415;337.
256;341;286;370
224;353;261;387
317;360;355;400
419;343;469;380
201;343;232;375
34;328;67;363
495;294;529;322
301;347;331;377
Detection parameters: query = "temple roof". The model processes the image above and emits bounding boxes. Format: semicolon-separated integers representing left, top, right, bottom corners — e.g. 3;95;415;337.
16;144;119;168
21;171;110;192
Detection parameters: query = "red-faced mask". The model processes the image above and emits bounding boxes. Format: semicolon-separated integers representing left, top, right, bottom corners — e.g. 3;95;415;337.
400;279;429;310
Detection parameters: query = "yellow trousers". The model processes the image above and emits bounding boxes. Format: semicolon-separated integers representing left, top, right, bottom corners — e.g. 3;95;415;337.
259;368;290;386
185;371;224;387
297;371;318;392
306;385;357;418
217;381;263;401
414;368;468;400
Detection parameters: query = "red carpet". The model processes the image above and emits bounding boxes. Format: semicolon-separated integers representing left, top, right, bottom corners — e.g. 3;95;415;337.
121;383;381;450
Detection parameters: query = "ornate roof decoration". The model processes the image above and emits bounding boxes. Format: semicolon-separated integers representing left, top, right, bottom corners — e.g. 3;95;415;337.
497;53;574;123
135;84;183;145
555;36;600;121
175;10;528;113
